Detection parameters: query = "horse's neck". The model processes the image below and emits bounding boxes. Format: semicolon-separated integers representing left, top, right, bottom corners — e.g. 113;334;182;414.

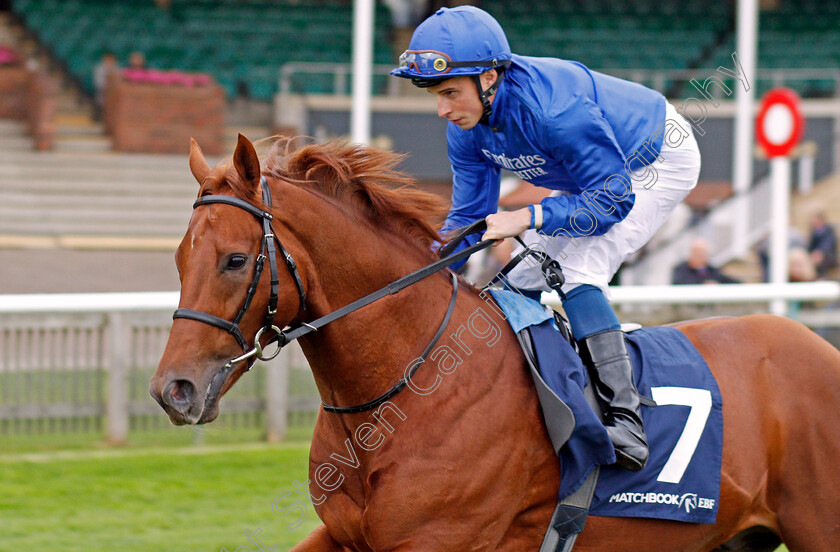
294;210;458;409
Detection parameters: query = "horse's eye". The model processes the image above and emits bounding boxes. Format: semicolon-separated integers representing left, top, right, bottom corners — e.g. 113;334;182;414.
226;255;247;270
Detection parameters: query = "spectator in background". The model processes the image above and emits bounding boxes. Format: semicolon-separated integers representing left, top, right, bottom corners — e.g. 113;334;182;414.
672;238;740;285
807;212;838;279
756;226;807;283
128;51;147;71
382;0;426;27
93;51;119;121
789;247;817;283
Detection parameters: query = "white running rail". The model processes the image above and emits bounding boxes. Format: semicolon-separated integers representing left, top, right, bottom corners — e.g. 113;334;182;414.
1;281;838;314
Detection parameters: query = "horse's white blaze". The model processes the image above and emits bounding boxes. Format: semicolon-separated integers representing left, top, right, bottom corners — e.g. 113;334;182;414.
650;386;713;484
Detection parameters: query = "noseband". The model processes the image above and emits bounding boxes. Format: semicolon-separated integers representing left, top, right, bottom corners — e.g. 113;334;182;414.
173;176;306;366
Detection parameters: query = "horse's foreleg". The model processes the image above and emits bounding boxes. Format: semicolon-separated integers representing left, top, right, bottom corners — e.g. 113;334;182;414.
290;525;350;552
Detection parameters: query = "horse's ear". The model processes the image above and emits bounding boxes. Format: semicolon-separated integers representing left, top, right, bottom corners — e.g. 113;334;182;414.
189;138;211;185
233;133;261;189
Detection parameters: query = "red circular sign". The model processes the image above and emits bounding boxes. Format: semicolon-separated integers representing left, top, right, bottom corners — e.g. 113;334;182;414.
756;88;804;158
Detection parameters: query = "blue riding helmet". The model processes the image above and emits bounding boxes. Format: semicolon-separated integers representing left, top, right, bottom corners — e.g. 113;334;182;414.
392;6;512;123
391;6;512;84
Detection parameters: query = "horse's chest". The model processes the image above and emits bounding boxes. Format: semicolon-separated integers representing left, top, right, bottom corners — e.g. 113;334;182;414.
315;493;369;550
308;435;374;546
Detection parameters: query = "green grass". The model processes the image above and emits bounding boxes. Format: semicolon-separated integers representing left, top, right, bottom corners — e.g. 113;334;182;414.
1;443;323;552
0;428;793;552
0;422;316;455
0;439;797;552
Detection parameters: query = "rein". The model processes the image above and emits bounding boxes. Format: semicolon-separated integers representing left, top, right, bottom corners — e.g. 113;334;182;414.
322;272;459;413
171;176;495;413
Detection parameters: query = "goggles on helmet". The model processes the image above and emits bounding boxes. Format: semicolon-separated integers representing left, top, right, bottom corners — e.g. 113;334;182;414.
399;50;501;76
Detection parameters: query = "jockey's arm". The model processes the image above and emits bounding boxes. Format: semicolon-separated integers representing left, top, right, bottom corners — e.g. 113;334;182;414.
445;95;639;251
439;129;502;267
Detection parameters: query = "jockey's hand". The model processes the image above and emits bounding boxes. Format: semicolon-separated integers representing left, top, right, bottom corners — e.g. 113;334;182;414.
482;208;532;242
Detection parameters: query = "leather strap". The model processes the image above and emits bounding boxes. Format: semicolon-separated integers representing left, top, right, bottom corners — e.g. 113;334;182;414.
539;467;600;552
193;194;272;219
272;237;493;348
437;218;487;258
173;177;305;357
321;272;460;414
172;308;249;351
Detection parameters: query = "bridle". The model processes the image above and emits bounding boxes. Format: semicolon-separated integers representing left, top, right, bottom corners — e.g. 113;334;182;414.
171;176;561;414
173;176;306;368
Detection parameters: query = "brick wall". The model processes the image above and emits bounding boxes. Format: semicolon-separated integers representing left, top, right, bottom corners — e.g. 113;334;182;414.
106;76;225;155
0;66;29;119
0;65;56;150
26;71;57;151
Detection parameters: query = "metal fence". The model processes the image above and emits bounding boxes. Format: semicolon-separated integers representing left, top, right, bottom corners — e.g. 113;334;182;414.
0;309;321;443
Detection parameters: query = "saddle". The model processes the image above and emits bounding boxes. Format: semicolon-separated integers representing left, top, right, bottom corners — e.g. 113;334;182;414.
518;309;654;454
488;289;724;552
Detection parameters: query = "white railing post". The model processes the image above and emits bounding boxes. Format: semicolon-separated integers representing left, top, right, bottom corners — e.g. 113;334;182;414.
106;312;130;444
543;281;840;307
336;67;347;96
351;0;374;144
265;346;290;442
279;65;292;96
731;0;758;259
797;142;816;195
769;157;792;316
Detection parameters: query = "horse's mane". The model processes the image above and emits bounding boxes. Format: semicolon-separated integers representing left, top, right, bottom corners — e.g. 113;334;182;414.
244;138;448;251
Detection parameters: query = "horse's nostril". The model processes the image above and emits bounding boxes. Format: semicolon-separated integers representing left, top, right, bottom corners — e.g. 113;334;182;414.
163;379;196;408
171;382;186;401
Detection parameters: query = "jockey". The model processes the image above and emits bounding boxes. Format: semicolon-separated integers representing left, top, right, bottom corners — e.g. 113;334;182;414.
392;6;701;471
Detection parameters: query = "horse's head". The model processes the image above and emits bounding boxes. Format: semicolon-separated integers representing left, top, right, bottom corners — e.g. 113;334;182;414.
151;134;449;425
150;134;309;425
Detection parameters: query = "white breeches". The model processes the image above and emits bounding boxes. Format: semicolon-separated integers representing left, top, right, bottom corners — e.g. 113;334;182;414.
506;102;702;294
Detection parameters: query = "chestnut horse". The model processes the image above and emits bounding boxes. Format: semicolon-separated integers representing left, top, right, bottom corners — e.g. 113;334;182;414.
151;135;840;552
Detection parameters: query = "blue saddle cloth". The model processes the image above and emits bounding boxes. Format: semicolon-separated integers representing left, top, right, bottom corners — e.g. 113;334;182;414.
489;289;723;524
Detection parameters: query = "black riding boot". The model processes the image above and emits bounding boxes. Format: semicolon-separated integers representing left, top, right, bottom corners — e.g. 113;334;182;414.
583;330;649;472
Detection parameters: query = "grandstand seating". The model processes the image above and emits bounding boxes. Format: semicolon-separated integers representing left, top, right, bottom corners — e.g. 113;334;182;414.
484;0;730;77
706;0;840;99
8;0;840;101
10;0;394;100
485;0;840;99
0;118;197;240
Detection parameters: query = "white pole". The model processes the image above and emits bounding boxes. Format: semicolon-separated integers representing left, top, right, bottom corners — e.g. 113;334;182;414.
351;0;374;145
732;0;758;257
769;156;791;316
106;312;130;445
798;152;814;195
